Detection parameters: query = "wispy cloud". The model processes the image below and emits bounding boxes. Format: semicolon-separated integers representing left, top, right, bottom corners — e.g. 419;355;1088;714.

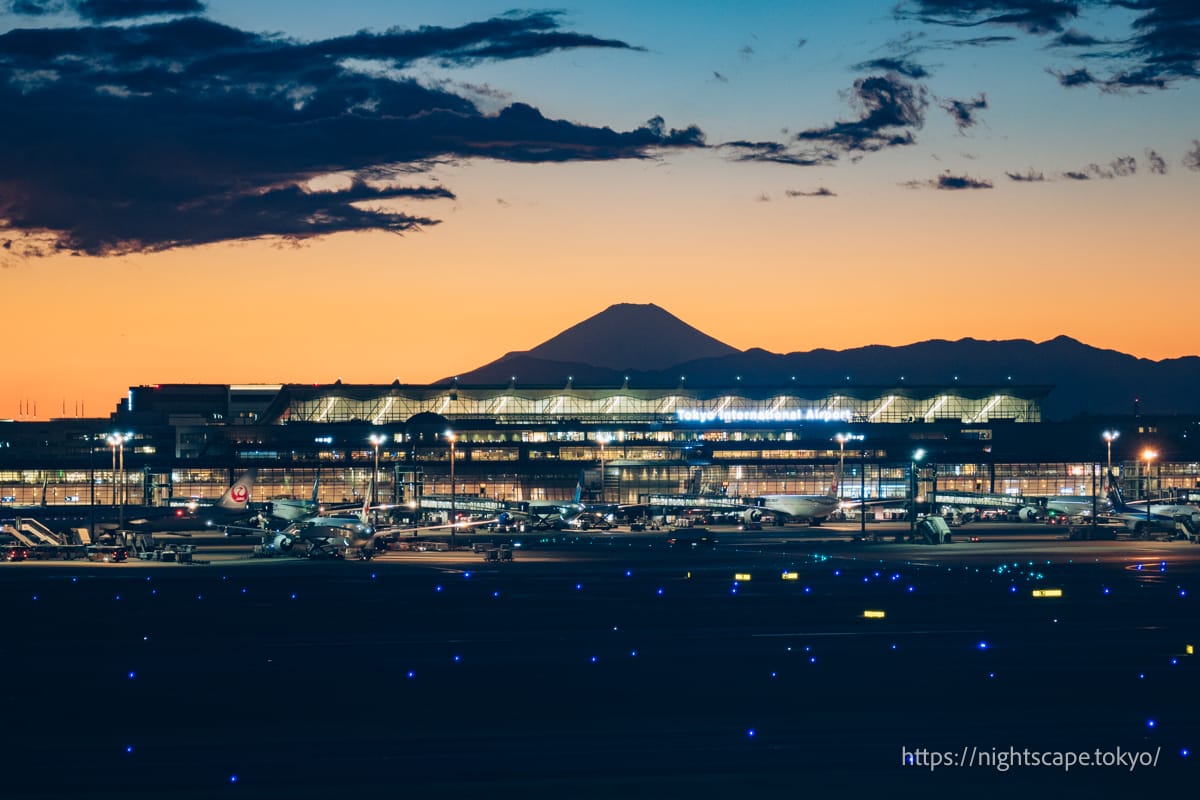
1185;141;1200;171
899;1;1200;91
940;93;988;132
785;187;837;197
720;141;837;167
0;11;704;255
1145;148;1167;174
1005;168;1046;181
6;0;205;21
794;73;929;154
897;1;1078;36
903;172;994;189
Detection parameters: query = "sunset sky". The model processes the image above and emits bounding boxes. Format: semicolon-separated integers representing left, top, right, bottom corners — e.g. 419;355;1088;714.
2;0;1198;420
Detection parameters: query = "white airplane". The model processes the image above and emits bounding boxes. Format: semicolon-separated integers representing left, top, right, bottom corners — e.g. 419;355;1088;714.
649;467;845;526
268;474;322;522
1106;480;1200;538
125;469;262;532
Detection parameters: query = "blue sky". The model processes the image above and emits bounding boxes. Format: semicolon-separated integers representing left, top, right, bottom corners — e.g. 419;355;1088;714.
1;1;1198;417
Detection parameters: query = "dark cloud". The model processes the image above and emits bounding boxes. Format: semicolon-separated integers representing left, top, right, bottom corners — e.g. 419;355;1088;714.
940;93;987;131
1061;170;1091;180
712;70;729;82
1051;27;1104;47
1096;0;1200;90
853;56;930;79
785;187;837;197
720;141;838;167
1047;66;1097;87
794;73;929;154
903;171;994;189
897;1;1080;35
0;12;704;256
1185;141;1200;171
1145;148;1167;174
903;2;1200;91
1110;155;1136;176
1005;168;1046;181
951;34;1019;46
5;0;205;19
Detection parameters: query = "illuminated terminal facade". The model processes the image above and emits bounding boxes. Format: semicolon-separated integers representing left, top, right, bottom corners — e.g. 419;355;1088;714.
1;381;1198;510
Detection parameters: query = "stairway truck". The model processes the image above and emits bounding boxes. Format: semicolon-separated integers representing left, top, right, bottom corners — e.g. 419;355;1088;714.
1175;514;1200;543
916;515;953;544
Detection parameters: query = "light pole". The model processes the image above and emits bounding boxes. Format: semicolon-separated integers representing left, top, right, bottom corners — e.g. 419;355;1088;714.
909;448;926;538
446;430;457;550
368;433;387;510
107;432;130;530
108;435;119;506
1102;430;1119;490
1142;448;1157;528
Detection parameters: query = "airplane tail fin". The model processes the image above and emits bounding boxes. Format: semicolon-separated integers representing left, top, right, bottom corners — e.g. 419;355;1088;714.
574;470;584;505
1106;472;1129;510
828;461;843;498
359;475;373;523
310;472;320;506
217;469;256;511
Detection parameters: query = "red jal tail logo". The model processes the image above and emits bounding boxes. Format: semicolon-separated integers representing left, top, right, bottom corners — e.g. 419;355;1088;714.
231;486;249;503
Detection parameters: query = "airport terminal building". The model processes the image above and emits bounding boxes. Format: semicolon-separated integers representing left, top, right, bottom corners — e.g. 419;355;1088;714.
2;381;1198;510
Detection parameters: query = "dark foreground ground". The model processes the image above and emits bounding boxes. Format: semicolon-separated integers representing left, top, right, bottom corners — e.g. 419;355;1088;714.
3;534;1198;798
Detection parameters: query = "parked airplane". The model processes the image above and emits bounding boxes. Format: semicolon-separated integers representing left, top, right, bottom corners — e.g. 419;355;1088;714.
1106;479;1200;538
648;467;844;526
124;469;262;532
268;474;322;522
2;470;260;535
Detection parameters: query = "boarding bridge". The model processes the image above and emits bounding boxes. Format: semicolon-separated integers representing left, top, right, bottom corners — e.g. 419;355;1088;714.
932;492;1027;510
0;517;66;546
644;494;752;512
416;496;507;515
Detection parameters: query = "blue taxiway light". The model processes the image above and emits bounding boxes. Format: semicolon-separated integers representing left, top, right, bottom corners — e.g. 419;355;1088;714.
125;746;133;754
1148;720;1157;728
127;671;136;679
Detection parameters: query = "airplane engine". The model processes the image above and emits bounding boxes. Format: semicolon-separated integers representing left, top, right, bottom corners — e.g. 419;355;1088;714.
1016;506;1040;522
270;533;294;552
741;508;762;523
